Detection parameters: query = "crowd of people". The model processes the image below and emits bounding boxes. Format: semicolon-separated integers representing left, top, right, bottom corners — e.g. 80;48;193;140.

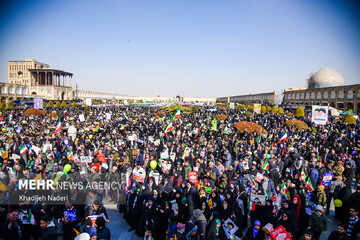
0;104;359;240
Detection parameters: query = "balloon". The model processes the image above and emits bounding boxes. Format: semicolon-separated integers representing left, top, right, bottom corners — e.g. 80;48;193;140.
150;160;157;170
334;199;342;208
266;154;271;159
89;135;93;139
64;164;71;173
56;171;64;178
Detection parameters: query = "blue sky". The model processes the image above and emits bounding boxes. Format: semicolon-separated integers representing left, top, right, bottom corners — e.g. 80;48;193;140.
0;0;359;98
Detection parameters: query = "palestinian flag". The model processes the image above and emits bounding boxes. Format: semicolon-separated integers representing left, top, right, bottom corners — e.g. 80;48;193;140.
306;178;315;192
20;145;28;155
67;151;73;159
284;188;290;200
6;132;13;138
277;132;288;144
54;121;62;135
262;161;269;171
299;169;306;182
92;143;98;156
281;183;290;200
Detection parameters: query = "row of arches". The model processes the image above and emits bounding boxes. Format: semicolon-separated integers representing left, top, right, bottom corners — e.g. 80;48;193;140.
1;85;28;95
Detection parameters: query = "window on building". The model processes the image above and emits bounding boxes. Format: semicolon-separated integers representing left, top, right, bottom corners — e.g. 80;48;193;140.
311;92;315;99
317;91;321;100
331;90;336;99
338;89;344;99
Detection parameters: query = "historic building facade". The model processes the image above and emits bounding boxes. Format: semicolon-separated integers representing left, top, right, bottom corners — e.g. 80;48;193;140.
1;59;215;104
217;92;276;105
283;84;360;113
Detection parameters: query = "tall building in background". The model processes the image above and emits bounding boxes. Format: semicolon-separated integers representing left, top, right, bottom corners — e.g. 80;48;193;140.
8;59;49;86
1;59;215;104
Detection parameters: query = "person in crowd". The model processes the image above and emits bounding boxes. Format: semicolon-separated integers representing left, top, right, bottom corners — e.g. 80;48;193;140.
308;205;327;240
327;223;350;240
39;215;57;240
0;104;359;240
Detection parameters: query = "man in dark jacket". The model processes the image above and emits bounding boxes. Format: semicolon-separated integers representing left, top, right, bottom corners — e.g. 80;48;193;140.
40;215;57;240
85;200;109;223
2;209;21;240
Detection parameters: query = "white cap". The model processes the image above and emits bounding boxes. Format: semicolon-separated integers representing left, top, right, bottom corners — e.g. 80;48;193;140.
74;233;90;240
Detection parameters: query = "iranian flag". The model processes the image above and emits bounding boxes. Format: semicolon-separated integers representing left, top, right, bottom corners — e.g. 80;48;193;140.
165;122;174;134
63;109;68;114
20;145;28;155
170;109;181;123
92;143;99;156
191;150;196;159
181;151;186;160
299;169;306;182
6;132;13;138
306;178;315;192
262;161;269;171
104;121;110;128
67;151;73;159
257;127;262;143
106;141;112;147
277;132;288;144
54;121;62;135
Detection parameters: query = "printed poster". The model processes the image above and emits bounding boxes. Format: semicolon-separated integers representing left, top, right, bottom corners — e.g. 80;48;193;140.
322;172;333;187
254;104;261;114
312;105;328;125
270;225;292;240
188;171;198;186
223;218;239;239
34;98;43;109
169;200;178;216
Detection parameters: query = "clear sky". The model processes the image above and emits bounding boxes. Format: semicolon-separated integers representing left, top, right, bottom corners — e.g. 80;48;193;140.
0;0;359;98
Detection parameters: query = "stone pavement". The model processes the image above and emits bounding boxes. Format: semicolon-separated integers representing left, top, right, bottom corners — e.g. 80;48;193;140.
105;201;338;240
103;203;142;240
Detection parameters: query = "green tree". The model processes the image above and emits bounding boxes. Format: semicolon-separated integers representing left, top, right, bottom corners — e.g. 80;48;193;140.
266;106;271;112
271;106;277;114
295;106;305;117
190;106;198;113
61;101;67;107
343;113;356;124
247;105;254;111
72;102;77;107
0;102;6;110
55;101;61;107
6;101;14;110
84;106;90;112
47;101;54;108
277;107;284;114
261;106;267;113
43;101;47;108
